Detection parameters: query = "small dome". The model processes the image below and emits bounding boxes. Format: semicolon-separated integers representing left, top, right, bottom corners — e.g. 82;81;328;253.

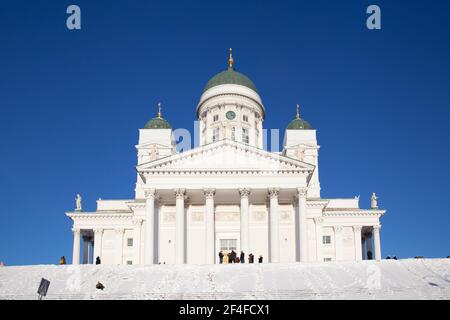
144;116;171;129
287;104;313;130
144;103;172;129
287;118;313;130
203;48;258;93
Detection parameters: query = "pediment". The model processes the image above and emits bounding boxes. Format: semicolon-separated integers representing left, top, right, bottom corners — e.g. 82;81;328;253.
137;140;314;173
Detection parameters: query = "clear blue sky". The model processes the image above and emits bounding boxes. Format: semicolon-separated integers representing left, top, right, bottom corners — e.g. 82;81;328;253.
0;0;449;265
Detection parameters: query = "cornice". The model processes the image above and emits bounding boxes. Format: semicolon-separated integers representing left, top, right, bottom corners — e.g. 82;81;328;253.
323;209;385;217
142;168;310;176
306;199;329;208
66;212;133;219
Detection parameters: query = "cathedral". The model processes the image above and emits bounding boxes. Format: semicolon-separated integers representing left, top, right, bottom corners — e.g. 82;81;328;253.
66;50;385;265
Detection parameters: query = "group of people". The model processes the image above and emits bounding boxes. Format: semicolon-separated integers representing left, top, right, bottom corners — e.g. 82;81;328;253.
218;250;263;264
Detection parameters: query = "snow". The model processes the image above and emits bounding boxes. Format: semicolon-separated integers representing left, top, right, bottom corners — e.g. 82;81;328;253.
0;259;449;300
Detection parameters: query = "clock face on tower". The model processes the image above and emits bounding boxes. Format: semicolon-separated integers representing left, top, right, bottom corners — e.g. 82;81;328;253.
226;111;236;120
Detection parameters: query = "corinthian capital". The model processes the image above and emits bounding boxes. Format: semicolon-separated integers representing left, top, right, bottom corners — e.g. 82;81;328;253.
144;188;156;199
268;188;280;199
238;188;251;198
72;228;81;235
297;187;308;198
132;219;143;226
373;224;381;232
333;225;343;233
353;225;362;233
314;217;324;224
203;188;216;199
174;188;186;199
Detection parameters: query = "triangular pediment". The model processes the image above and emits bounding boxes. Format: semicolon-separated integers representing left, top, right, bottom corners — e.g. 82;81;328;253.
137;140;314;173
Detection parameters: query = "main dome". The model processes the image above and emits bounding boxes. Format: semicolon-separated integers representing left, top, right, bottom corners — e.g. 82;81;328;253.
203;67;258;93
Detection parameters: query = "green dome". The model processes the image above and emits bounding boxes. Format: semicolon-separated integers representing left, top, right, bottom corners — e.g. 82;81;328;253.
204;67;258;93
287;118;313;130
144;116;172;129
287;105;313;129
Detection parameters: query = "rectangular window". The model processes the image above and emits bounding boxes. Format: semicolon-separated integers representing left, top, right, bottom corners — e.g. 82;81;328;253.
242;128;249;144
243;114;249;122
220;239;237;251
213;114;219;122
126;260;133;265
324;258;332;262
323;235;331;244
231;127;236;141
127;238;133;247
213;127;220;142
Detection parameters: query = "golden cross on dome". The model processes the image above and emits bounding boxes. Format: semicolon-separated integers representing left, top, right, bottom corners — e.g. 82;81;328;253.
296;104;300;119
228;48;234;68
157;102;162;118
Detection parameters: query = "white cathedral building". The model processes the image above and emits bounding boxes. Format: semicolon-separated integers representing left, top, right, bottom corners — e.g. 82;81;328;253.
67;50;385;265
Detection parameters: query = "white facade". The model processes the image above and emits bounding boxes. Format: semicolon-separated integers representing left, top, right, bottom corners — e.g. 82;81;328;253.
67;54;385;265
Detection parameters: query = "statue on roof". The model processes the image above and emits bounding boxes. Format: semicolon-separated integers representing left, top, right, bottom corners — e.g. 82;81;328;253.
371;192;378;209
75;194;82;211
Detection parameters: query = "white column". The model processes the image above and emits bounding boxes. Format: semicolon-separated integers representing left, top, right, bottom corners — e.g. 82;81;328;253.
239;188;251;255
204;188;216;264
373;225;382;261
365;231;373;259
132;219;143;264
82;235;90;264
258;120;263;148
144;189;156;265
115;228;124;265
297;187;308;262
268;188;280;263
353;226;363;261
72;228;81;265
175;188;186;264
314;217;323;262
93;229;104;262
334;226;343;261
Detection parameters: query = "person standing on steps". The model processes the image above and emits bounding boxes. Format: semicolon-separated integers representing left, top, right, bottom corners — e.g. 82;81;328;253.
230;250;237;264
218;251;224;264
248;253;254;263
95;256;101;265
240;251;245;263
258;255;263;263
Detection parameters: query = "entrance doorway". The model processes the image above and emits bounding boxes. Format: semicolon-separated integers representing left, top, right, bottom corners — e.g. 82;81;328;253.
219;239;237;264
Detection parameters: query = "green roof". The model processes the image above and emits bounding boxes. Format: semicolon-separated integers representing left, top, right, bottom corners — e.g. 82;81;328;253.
204;67;258;92
144;116;172;129
287;118;313;130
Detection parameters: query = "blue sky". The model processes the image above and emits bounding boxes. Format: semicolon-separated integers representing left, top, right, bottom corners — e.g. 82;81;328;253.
0;0;449;265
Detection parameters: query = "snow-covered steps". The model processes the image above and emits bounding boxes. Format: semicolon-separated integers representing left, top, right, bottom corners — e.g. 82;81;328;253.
0;259;449;300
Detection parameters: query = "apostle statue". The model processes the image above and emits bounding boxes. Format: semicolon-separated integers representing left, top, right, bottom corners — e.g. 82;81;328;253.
371;192;378;209
149;145;159;161
75;194;82;211
296;146;305;161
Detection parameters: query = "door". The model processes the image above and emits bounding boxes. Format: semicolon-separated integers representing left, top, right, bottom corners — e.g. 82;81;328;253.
219;239;237;264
